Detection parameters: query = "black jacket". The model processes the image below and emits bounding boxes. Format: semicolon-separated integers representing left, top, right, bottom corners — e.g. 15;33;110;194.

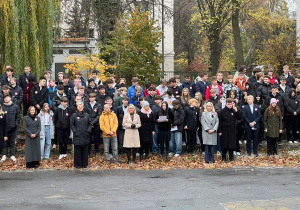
116;106;126;130
170;86;182;99
96;94;107;108
145;94;156;108
0;113;8;149
63;83;72;95
184;106;200;132
10;85;23;106
247;75;257;92
86;85;99;97
2;103;20;132
30;85;49;107
18;73;37;91
84;102;102;126
54;105;71;129
138;111;155;144
257;83;271;101
172;106;185;132
51;92;67;110
182;81;196;98
280;74;295;87
156;108;174;131
70;111;91;146
0;74;17;87
264;92;284;116
284;91;300;116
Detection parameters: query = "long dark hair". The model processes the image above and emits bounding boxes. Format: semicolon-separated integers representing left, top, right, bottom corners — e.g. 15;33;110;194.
268;105;281;117
27;75;35;84
158;101;169;117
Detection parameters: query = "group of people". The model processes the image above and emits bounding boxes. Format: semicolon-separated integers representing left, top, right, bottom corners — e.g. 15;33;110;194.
0;64;297;168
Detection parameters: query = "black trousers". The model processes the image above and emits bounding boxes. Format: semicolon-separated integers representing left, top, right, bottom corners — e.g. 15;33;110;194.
222;148;234;161
57;128;69;154
267;137;278;155
186;130;197;153
74;145;88;168
126;148;138;162
198;129;205;152
158;139;169;155
139;142;150;155
117;129;125;153
285;115;298;141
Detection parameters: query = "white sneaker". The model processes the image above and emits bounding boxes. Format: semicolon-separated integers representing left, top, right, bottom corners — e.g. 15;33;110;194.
237;152;241;156
168;152;174;157
52;144;57;149
1;155;7;162
216;151;221;156
239;141;242;145
174;154;180;157
10;156;17;162
233;151;237;156
289;141;293;144
136;153;140;157
294;141;298;144
109;154;113;159
58;154;64;160
244;140;247;144
202;152;205;156
63;154;67;158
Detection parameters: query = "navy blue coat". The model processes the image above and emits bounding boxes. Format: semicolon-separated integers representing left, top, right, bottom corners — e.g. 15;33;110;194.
243;104;261;130
195;80;211;99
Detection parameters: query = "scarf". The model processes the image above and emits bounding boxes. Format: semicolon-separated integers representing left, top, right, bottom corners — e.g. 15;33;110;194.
141;107;152;117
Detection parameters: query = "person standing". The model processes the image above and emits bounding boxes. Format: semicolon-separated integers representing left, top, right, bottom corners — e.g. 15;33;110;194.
23;75;36;116
127;77;144;104
196;72;211;99
156;101;174;159
30;77;49;114
123;104;141;164
218;99;240;162
243;95;261;157
0;104;8;154
201;102;219;163
23;106;41;168
18;66;37;92
116;96;129;154
70;102;91;168
100;104;119;164
38;103;55;160
10;77;23;107
1;94;20;162
182;75;196;98
264;98;282;155
138;101;154;160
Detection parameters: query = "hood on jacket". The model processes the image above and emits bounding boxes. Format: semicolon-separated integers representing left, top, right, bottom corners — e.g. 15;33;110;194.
58;104;68;110
289;89;296;99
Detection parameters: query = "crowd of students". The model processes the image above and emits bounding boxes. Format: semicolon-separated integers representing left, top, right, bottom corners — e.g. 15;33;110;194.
0;64;298;168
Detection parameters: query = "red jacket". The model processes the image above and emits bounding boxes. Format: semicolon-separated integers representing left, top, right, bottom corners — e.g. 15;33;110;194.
144;86;160;97
24;83;35;104
205;85;223;100
269;75;278;85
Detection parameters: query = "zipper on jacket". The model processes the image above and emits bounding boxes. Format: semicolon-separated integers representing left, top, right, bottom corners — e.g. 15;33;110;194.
108;114;112;132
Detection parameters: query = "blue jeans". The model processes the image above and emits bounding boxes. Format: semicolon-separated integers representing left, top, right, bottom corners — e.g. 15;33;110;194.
170;131;182;154
205;145;215;163
41;126;51;159
152;125;159;153
103;136;118;163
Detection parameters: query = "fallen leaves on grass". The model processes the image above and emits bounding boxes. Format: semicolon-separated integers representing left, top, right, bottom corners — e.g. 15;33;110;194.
0;152;300;172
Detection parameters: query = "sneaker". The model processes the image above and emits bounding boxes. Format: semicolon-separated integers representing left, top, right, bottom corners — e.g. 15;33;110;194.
58;154;64;160
1;155;7;162
168;152;174;157
233;151;237;156
136;153;140;157
244;140;247;144
52;144;57;149
236;152;241;156
216;151;221;156
239;141;242;145
10;156;17;162
109;154;113;159
289;141;293;144
63;154;67;158
174;154;180;157
294;141;298;144
202;152;205;156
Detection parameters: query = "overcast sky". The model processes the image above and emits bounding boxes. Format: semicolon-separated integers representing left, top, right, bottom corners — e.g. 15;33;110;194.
287;0;296;12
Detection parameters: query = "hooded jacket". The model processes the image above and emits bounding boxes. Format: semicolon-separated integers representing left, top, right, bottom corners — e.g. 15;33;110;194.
2;102;20;132
70;111;91;146
54;104;70;129
99;111;118;137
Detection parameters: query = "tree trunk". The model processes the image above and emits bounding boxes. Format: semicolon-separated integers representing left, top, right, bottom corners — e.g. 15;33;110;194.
232;0;244;69
209;36;222;76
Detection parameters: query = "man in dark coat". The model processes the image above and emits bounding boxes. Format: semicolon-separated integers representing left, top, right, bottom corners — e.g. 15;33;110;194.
145;86;156;108
195;72;211;99
182;75;196;98
247;68;261;93
218;98;240;161
30;77;49;113
84;93;102;155
0;67;17;87
243;95;261;157
257;75;271;102
10;77;23;107
116;96;129;154
18;66;37;92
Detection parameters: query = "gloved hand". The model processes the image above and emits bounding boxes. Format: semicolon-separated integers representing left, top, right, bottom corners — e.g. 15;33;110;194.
131;124;136;129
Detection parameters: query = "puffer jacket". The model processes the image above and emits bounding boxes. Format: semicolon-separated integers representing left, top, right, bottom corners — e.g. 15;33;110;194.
54;105;71;129
30;85;49;107
184;106;200;132
70;111;91;146
2;102;20;132
172;106;185;132
10;85;23;106
99;111;118;137
284;91;300;116
127;85;144;105
84;102;102;126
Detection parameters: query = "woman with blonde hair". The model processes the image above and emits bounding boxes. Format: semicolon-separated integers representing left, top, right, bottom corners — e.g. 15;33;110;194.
181;88;190;108
194;92;203;109
123;104;141;164
38;103;55;160
201;102;219;163
0;104;8;152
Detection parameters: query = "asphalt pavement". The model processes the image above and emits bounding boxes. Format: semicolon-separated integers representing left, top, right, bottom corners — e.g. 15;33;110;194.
1;168;300;209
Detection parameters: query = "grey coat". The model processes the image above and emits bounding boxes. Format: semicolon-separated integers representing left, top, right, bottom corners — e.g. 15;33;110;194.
201;112;219;145
23;115;41;162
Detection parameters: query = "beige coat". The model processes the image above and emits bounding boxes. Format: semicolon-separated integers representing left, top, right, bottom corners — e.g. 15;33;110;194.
123;113;141;148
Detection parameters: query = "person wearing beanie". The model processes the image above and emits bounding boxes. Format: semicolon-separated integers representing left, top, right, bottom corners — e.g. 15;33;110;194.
138;100;154;160
264;98;282;155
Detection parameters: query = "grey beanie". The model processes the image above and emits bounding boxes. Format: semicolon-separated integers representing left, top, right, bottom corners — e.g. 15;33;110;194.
142;101;150;108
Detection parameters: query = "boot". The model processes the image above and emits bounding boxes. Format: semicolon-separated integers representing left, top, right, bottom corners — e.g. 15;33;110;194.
165;151;169;160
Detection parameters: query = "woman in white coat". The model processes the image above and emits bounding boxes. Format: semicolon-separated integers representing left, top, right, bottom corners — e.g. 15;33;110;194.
38;103;55;160
201;102;219;163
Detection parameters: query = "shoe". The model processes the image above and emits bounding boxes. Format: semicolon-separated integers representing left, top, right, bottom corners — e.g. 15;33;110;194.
127;160;131;164
255;154;259;157
202;152;205;156
109;154;113;159
182;142;186;146
244;140;247;144
63;154;67;158
216;151;221;156
145;154;149;159
1;155;7;162
289;141;293;144
58;154;64;160
278;141;282;145
233;151;237;156
294;141;298;143
52;144;56;149
136;153;140;157
259;142;262;146
222;159;226;162
239;141;242;145
174;154;180;157
10;156;17;162
236;152;241;156
168;152;174;157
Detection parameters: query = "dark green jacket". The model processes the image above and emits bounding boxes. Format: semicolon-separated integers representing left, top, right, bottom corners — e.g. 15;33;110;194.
264;107;282;138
